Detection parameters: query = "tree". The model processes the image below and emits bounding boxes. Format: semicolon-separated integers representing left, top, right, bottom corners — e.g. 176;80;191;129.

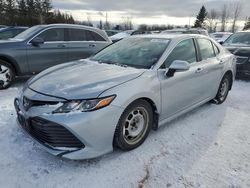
26;0;38;26
121;16;133;30
243;17;250;30
5;0;17;25
220;4;230;32
207;9;219;32
42;0;52;23
17;0;27;25
231;1;242;33
194;5;207;28
35;0;43;24
0;0;6;24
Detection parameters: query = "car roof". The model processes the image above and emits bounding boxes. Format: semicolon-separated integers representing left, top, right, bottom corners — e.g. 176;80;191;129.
131;33;208;40
236;30;250;33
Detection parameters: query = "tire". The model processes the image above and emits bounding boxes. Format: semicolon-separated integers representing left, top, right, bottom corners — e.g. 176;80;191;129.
213;74;231;104
0;60;15;90
114;99;153;151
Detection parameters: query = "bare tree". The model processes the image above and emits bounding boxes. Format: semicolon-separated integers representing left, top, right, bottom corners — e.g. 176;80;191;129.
121;16;133;30
220;4;230;32
231;1;242;33
207;9;219;32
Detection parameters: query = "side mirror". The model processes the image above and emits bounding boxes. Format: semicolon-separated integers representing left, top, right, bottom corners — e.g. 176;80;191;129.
166;60;190;77
218;40;224;45
31;37;44;47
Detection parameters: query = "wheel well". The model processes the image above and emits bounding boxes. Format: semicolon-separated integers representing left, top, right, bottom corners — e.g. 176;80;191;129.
224;70;233;90
136;98;159;131
0;56;19;75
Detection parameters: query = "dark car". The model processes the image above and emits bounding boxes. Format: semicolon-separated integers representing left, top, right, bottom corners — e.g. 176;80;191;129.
0;25;7;29
0;27;28;40
104;30;120;36
0;24;111;89
223;31;250;80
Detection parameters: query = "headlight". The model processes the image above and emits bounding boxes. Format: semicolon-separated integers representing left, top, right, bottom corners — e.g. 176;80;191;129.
53;95;116;113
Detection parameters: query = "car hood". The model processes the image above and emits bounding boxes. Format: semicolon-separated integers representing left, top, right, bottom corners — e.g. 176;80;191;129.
0;39;23;48
224;45;250;57
28;59;145;100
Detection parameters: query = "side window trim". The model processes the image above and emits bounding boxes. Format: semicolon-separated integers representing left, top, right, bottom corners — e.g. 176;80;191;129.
193;38;202;62
192;38;199;62
212;42;220;56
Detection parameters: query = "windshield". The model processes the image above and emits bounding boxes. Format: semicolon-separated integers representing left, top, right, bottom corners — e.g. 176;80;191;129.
224;32;250;46
90;37;170;69
13;25;44;40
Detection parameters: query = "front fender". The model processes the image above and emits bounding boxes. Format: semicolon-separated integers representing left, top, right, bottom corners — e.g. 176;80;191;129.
99;71;161;114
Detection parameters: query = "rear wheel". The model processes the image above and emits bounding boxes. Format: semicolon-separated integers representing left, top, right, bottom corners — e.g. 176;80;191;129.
114;99;153;150
0;60;14;90
213;74;231;104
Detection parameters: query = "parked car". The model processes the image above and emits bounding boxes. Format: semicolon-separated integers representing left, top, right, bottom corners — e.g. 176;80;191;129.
0;25;7;29
110;30;152;42
15;34;236;160
0;24;111;89
223;31;250;80
104;30;120;36
0;27;28;40
162;28;209;36
210;32;232;43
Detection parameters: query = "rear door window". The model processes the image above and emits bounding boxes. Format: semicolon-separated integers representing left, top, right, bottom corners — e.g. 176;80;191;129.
197;38;215;60
69;28;105;42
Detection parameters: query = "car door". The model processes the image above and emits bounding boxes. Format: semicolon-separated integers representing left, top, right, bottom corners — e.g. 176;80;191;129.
67;28;108;61
196;38;223;97
158;38;214;120
27;28;68;74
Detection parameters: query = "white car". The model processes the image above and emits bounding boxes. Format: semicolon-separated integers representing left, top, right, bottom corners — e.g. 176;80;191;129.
15;34;236;160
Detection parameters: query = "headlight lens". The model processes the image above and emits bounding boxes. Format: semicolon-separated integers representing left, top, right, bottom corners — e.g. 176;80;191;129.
53;95;116;113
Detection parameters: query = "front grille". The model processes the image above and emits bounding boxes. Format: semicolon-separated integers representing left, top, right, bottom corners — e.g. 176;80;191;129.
21;117;84;148
235;56;249;64
23;96;59;111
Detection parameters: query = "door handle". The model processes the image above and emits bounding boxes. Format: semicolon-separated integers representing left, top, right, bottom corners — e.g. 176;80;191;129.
57;44;67;48
195;67;204;73
89;44;96;47
219;60;224;65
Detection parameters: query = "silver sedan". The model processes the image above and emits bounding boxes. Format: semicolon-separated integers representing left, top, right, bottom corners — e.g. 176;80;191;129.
15;34;236;160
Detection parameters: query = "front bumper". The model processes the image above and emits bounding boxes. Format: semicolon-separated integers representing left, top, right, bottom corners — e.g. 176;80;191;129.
14;90;124;160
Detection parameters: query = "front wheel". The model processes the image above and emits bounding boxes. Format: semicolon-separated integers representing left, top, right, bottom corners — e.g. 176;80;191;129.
0;60;14;90
213;74;231;104
114;99;153;150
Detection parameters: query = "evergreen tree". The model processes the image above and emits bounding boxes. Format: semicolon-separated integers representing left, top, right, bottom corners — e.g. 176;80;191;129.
42;0;52;23
0;0;74;26
243;17;250;30
17;0;27;25
5;0;17;25
26;0;38;26
194;5;207;28
0;0;6;24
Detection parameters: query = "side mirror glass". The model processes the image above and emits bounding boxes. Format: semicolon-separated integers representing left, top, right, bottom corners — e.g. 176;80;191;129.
31;37;44;46
166;60;190;77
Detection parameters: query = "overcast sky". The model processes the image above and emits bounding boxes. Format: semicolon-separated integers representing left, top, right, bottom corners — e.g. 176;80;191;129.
52;0;249;26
